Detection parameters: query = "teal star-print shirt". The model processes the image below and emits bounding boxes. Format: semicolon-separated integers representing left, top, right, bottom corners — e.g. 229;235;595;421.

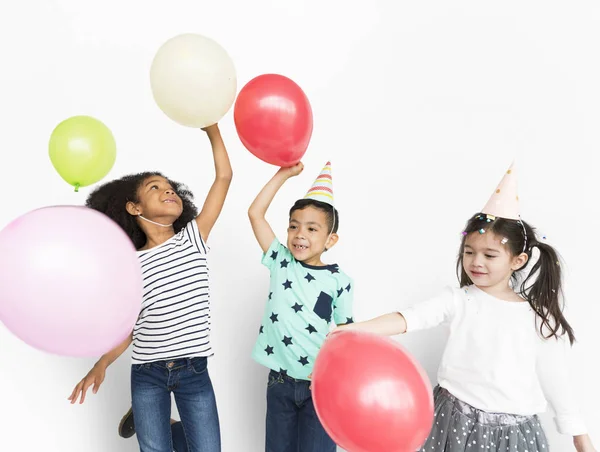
252;238;354;380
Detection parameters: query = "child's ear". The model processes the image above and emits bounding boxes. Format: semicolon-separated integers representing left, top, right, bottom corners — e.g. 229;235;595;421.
325;233;339;251
512;252;529;271
126;201;140;216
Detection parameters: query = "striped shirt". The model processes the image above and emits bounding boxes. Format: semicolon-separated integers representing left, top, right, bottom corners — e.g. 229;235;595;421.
132;220;212;363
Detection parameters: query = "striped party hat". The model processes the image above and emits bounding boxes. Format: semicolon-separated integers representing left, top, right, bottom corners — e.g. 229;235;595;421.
481;161;520;220
304;161;334;206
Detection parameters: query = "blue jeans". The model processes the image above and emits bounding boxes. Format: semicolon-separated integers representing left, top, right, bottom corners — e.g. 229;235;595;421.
131;357;221;452
266;370;336;452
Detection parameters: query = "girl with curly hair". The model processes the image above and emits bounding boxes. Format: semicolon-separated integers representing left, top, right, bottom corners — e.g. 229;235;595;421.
68;124;232;452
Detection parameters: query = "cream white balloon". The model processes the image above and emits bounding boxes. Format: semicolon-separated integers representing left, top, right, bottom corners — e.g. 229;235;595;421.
150;34;237;128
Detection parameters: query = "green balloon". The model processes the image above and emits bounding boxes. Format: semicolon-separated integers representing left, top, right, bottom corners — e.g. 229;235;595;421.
49;115;117;192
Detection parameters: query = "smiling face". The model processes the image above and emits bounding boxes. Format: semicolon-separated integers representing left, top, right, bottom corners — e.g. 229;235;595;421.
130;175;183;222
462;231;526;292
286;206;338;266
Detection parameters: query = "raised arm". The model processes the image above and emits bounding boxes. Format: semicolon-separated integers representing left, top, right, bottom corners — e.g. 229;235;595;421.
195;124;233;242
248;163;304;253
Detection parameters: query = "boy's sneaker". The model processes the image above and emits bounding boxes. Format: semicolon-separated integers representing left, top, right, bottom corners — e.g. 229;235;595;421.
118;407;135;438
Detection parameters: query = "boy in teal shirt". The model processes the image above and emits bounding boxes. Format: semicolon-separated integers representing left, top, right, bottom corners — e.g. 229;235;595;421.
248;161;353;452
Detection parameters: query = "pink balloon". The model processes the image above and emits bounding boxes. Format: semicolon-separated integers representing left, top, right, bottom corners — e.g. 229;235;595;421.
312;331;434;452
0;206;142;357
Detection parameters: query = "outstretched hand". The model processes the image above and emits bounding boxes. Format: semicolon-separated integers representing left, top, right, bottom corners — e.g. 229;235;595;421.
67;363;106;404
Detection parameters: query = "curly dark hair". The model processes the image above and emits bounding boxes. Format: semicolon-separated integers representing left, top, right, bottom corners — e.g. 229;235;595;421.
85;172;198;250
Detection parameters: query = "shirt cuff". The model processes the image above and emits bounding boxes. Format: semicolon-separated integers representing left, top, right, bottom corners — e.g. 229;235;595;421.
555;415;587;436
398;308;421;332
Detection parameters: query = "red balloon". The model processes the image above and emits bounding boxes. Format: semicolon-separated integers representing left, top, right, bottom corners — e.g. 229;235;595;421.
234;74;313;167
311;331;434;452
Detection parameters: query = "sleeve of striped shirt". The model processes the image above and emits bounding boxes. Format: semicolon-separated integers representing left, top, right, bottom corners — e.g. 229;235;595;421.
184;220;209;254
261;238;291;271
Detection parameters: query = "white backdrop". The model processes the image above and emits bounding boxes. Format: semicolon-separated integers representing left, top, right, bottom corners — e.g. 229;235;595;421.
0;1;598;451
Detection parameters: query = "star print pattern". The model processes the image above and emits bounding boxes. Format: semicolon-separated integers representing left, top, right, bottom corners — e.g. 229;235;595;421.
305;324;317;334
252;238;354;380
298;356;309;366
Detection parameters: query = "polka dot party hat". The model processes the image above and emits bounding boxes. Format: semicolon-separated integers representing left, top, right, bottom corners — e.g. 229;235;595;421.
304;161;334;206
481;161;520;220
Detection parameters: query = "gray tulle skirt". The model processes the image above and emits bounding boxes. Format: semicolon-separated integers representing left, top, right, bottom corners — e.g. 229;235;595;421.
419;386;549;452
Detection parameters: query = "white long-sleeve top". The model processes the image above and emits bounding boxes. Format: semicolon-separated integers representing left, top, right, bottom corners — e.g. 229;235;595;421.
400;284;587;435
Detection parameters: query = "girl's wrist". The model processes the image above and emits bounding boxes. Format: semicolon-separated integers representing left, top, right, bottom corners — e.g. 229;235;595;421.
573;434;594;452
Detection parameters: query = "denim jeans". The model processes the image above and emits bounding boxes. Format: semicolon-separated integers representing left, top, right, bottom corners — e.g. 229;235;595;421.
265;370;336;452
131;357;221;452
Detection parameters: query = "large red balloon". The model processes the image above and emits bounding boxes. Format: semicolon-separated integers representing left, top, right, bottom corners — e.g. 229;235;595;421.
234;74;313;167
311;331;434;452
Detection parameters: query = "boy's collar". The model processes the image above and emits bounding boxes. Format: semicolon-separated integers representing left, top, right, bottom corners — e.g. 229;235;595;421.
298;260;340;272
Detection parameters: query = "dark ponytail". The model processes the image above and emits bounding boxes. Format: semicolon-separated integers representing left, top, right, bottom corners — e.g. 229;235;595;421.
457;213;575;344
518;241;575;345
